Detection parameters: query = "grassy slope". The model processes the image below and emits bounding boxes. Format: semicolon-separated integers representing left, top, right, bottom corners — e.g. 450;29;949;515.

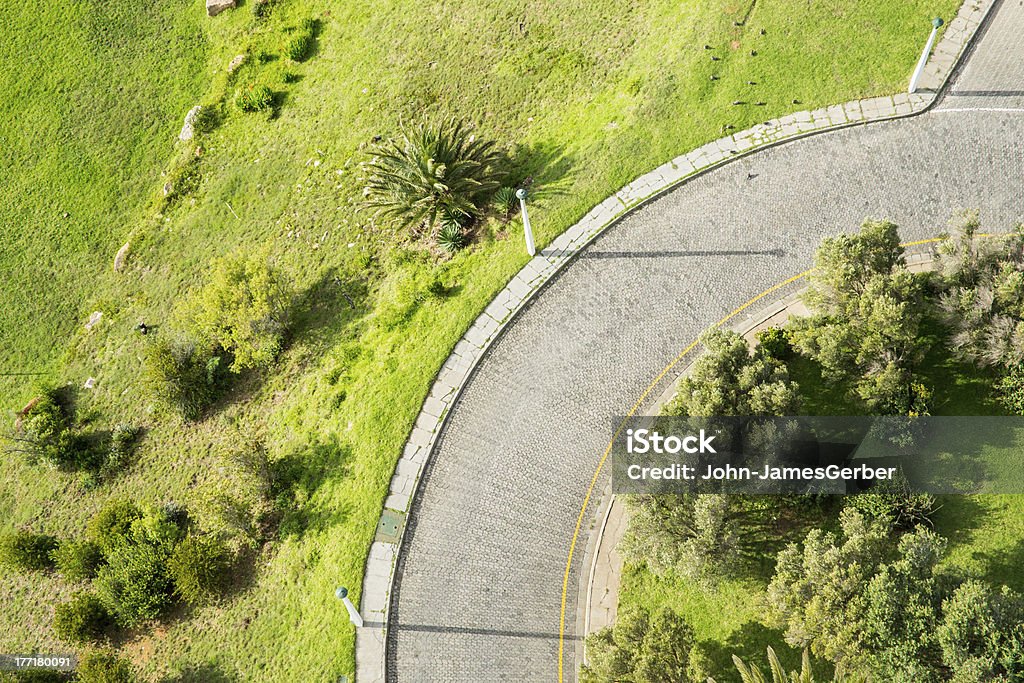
0;0;959;679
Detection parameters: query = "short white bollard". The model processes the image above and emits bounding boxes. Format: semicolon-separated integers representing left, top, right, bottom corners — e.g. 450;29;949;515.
335;586;364;628
516;188;536;257
909;17;944;94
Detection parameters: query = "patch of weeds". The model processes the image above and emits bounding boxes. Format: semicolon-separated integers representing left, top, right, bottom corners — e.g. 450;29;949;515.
234;82;274;113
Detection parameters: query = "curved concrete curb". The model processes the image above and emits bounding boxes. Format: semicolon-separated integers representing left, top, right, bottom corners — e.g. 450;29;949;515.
356;3;992;680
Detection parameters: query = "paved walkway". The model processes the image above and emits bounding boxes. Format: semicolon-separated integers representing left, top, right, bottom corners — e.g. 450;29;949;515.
363;1;1024;681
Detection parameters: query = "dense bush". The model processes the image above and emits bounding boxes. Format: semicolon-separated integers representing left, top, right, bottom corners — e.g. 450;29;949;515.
234;82;273;113
789;220;930;416
0;530;57;571
51;540;104;581
186;252;292;372
663;329;800;417
106;424;140;471
284;19;317;61
844;475;935;530
581;607;696;683
168;535;232;605
88;501;143;553
755;326;793;360
142;337;223;420
10;388;82;468
53;593;112;644
362;119;506;234
997;363;1024;414
76;650;136;683
95;541;174;627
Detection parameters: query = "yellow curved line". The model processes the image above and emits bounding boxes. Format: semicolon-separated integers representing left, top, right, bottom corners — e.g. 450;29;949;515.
556;232;1017;680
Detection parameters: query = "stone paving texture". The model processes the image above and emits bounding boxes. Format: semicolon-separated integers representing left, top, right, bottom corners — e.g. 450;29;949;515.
355;1;1017;680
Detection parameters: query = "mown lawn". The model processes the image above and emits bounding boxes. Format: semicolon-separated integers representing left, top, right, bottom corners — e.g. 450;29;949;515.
0;0;960;679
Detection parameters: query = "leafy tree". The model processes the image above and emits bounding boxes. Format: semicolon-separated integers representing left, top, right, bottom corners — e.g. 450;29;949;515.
937;218;1024;369
581;607;696;683
621;494;741;583
843;473;935;531
362;119;506;235
53;593;112;644
187;251;292;372
789;220;929;415
936;580;1024;682
765;509;890;666
664;329;800;418
996;363;1024;414
0;530;57;571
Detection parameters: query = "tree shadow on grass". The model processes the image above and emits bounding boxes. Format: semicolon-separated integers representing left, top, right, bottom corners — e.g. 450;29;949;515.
286;267;369;367
507;140;575;202
979;537;1024;592
272;435;354;540
701;621;812;680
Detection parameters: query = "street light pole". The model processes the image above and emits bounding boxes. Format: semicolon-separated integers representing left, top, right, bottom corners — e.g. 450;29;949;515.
335;586;364;628
516;188;536;257
909;17;944;94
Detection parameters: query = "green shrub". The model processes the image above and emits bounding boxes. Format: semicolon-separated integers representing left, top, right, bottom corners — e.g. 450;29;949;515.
493;186;517;216
756;326;793;360
142;337;223;420
437;221;467;254
233;82;273;113
844;475;936;530
0;530;57;571
76;650;136;683
51;540;104;581
252;0;273;19
363;119;506;233
284;31;313;62
53;593;111;644
168;535;232;605
88;501;143;553
12;388;82;468
997;364;1024;414
187;252;293;372
103;423;140;475
95;541;174;627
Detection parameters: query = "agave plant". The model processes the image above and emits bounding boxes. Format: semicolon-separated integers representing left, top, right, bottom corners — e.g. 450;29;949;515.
709;647;867;683
362;119;506;234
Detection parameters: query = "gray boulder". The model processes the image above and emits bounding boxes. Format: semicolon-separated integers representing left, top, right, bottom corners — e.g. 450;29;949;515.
206;0;236;17
179;105;202;141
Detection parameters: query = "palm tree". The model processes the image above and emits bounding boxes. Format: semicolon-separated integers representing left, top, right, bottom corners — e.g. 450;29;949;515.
362;119;506;235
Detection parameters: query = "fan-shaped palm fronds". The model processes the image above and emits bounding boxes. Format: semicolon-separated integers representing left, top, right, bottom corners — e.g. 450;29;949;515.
362;119;506;235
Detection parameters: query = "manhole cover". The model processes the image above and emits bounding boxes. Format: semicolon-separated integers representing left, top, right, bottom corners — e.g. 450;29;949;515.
375;509;405;544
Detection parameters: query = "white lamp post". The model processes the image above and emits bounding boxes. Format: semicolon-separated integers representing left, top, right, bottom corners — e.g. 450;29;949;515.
909;17;944;94
335;586;364;627
516;188;536;257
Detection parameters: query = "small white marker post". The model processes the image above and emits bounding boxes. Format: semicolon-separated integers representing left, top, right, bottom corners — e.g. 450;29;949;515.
335;586;364;628
909;17;944;94
516;188;536;257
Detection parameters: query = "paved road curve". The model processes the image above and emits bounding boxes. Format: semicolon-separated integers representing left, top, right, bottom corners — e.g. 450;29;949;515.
387;3;1024;680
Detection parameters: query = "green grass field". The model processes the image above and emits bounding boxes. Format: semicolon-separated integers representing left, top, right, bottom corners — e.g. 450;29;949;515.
0;0;959;678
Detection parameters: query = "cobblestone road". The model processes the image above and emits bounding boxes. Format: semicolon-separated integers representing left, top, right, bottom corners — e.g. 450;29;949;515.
387;8;1024;681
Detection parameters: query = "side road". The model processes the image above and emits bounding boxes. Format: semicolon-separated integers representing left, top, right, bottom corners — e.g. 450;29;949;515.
359;1;1005;680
